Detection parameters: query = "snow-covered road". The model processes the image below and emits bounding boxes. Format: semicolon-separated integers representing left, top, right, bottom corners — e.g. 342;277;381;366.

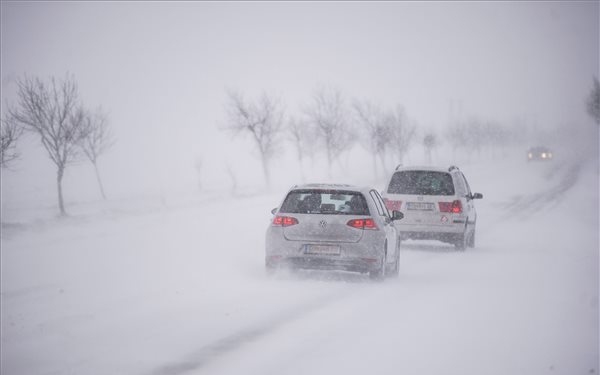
1;155;598;375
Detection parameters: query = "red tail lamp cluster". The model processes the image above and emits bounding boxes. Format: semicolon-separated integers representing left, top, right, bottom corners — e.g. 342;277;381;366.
347;218;378;230
272;216;299;227
383;198;402;211
438;200;462;214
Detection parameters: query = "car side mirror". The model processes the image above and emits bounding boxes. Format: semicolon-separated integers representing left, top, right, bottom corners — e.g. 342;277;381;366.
471;193;483;200
271;207;278;215
392;210;404;221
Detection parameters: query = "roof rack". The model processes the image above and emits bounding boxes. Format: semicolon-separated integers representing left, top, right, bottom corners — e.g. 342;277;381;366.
448;165;459;172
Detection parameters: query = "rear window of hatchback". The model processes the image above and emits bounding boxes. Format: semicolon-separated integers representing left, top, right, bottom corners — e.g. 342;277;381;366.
279;190;370;215
387;171;455;196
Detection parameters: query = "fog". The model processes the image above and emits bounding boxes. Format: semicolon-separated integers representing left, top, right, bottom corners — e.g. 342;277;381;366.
1;2;599;375
1;2;598;202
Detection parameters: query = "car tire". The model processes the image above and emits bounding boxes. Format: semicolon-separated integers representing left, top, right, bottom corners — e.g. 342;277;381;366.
369;244;387;280
468;227;476;248
389;240;400;277
454;226;467;251
265;264;277;276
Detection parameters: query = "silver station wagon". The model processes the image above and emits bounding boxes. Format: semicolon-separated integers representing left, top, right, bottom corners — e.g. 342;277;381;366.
265;184;404;279
382;165;483;250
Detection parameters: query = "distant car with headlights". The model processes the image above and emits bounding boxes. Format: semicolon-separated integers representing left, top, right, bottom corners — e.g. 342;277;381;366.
527;146;553;161
265;184;404;279
382;165;482;250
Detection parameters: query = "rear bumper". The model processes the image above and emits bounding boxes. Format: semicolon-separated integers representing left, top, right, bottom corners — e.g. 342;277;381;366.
395;222;467;244
396;222;464;233
398;231;463;244
266;255;380;273
265;230;384;273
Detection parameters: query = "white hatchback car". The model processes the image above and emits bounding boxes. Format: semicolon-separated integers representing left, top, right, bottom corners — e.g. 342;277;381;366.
381;165;483;250
266;184;404;279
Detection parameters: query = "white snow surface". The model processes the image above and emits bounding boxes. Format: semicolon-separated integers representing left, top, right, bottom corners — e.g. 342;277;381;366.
1;153;598;375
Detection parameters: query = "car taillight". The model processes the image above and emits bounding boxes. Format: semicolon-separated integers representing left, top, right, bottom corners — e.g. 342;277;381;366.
347;218;378;230
439;200;462;214
272;216;299;227
383;198;402;211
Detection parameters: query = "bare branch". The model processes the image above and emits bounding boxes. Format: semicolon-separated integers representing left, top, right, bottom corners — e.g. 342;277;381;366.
1;117;23;168
387;105;416;165
586;76;600;125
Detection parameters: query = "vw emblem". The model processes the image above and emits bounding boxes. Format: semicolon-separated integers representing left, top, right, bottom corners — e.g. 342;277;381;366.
319;220;327;229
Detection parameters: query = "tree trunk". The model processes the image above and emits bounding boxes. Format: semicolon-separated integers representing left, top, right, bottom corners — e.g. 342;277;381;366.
372;153;378;180
296;147;305;183
93;162;107;200
261;155;270;189
326;147;333;178
378;152;387;177
57;166;66;216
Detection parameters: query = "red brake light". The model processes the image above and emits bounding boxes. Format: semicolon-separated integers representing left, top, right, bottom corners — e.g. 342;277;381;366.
439;200;462;213
451;200;462;213
272;215;299;227
346;218;378;230
383;198;402;211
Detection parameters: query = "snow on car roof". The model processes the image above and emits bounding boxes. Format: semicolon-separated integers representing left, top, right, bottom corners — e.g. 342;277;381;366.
290;183;370;193
394;165;455;173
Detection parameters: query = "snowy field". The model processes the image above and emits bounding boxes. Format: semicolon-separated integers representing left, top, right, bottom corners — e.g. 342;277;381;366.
1;149;598;375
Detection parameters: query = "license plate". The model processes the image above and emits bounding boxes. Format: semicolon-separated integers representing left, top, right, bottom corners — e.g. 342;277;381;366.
305;245;341;255
406;202;434;211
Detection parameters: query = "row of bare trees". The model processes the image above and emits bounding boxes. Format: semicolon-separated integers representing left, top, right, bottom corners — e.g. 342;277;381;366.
445;117;516;158
1;74;114;215
223;76;600;188
222;86;417;186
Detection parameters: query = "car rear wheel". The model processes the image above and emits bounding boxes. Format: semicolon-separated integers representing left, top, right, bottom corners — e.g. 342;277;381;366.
369;244;387;280
454;226;468;251
388;241;400;277
468;227;476;248
265;262;277;276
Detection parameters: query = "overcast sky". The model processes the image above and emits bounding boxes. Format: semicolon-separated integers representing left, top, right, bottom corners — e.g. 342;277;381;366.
1;1;598;200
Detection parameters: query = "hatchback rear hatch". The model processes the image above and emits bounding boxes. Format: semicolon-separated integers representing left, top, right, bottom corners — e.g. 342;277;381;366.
283;214;366;242
278;189;371;243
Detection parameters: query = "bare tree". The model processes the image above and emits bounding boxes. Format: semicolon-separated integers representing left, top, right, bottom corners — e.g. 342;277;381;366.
387;105;416;166
226;163;238;195
194;156;203;191
447;120;469;157
303;86;354;176
287;116;310;181
352;99;391;178
447;117;514;160
79;107;114;200
1;117;23;168
6;75;87;215
586;76;600;125
423;132;437;165
223;90;284;187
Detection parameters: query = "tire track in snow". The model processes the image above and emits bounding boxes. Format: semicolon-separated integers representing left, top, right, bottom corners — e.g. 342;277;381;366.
501;159;582;219
149;281;362;375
